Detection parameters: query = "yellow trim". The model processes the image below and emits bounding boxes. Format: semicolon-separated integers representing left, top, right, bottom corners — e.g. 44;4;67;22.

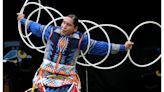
18;50;27;59
76;74;81;90
31;84;36;92
155;70;161;77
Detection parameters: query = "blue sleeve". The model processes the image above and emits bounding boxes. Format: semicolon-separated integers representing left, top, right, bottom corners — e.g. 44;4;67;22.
80;35;125;56
20;18;53;40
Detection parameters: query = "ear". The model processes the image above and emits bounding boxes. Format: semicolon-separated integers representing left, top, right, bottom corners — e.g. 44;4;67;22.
74;26;78;32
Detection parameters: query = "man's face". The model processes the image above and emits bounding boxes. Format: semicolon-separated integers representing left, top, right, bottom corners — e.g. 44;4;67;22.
61;16;77;35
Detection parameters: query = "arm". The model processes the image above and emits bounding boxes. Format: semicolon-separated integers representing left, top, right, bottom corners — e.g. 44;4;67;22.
80;35;132;56
17;13;53;40
20;18;53;40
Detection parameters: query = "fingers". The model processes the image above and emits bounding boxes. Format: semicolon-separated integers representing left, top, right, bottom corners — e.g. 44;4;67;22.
130;42;134;45
125;41;134;51
16;13;25;20
129;45;133;49
126;41;134;45
16;13;20;15
16;13;23;16
125;41;134;46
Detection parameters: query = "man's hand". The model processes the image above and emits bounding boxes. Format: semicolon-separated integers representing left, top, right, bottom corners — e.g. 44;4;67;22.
17;13;25;21
124;41;134;51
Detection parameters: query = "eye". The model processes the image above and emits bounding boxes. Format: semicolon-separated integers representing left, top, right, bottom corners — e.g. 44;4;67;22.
62;21;66;24
67;23;71;26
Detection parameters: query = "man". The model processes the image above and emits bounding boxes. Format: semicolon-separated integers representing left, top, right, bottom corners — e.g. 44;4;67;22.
17;13;133;92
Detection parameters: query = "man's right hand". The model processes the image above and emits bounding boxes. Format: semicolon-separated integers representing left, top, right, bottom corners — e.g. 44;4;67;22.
17;13;25;21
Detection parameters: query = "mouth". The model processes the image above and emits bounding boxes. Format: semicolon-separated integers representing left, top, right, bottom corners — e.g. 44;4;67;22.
62;30;67;33
61;29;67;35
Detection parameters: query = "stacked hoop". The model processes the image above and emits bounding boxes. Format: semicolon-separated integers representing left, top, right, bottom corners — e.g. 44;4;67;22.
18;0;161;70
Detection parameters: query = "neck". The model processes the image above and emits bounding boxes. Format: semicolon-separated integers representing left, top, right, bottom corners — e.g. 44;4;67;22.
60;30;72;36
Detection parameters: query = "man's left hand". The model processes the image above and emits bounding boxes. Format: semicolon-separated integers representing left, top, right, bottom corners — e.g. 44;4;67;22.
125;41;134;51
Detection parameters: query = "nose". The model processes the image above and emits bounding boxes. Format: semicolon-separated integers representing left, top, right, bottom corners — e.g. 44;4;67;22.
62;23;67;28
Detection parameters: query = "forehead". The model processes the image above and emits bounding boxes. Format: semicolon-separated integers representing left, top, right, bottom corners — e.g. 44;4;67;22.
63;16;74;24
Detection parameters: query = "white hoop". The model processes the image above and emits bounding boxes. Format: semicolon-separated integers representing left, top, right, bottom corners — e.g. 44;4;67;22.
18;0;161;69
18;1;64;53
128;21;161;67
80;24;129;69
